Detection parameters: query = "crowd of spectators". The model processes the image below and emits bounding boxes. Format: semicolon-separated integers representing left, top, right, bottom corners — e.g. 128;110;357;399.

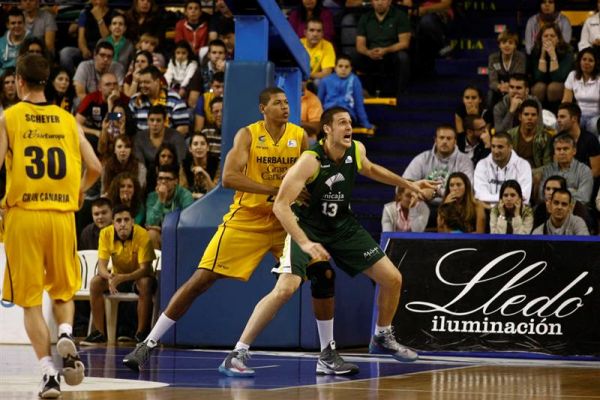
3;0;600;338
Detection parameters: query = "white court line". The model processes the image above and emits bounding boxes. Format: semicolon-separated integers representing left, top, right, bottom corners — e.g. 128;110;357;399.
267;364;481;391
3;376;169;393
185;348;600;369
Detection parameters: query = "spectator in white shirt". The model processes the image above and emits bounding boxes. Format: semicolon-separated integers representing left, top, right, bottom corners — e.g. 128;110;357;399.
474;132;533;207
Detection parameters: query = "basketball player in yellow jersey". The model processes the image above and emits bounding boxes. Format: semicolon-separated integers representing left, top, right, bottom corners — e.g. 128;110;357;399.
123;87;310;371
0;54;102;399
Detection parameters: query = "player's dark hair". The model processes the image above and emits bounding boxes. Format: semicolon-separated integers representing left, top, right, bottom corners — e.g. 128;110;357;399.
16;53;49;89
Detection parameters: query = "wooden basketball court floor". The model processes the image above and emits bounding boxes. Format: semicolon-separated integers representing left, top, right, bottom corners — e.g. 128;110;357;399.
2;344;599;399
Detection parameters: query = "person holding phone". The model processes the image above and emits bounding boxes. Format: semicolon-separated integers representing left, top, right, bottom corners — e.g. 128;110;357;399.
98;102;131;158
75;72;129;140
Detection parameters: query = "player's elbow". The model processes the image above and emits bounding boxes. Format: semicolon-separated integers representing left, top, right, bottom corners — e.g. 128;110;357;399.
221;171;235;189
88;158;102;177
272;200;285;220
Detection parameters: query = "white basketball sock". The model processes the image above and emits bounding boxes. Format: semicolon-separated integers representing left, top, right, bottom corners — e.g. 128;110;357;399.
40;356;58;376
375;324;391;336
234;341;250;351
144;313;176;346
58;323;72;337
316;319;334;351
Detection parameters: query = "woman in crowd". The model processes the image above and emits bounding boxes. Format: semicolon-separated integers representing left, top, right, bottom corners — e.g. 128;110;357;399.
106;171;146;224
125;0;164;42
562;47;600;135
442;172;486;233
381;186;430;232
45;67;76;112
146;142;180;192
524;0;571;55
454;85;490;135
489;180;533;234
0;68;18;112
123;50;165;97
437;202;466;233
18;36;50;60
288;0;335;41
529;23;574;107
578;1;600;51
180;132;219;200
102;134;147;194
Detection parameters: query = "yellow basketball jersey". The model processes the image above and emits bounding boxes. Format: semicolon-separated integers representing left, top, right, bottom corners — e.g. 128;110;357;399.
3;102;82;211
231;121;304;213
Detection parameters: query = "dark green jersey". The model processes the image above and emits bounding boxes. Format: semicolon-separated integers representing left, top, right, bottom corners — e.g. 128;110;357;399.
293;140;361;234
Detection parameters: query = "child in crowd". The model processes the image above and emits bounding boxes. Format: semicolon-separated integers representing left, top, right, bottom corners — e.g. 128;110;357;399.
193;71;224;132
200;39;226;92
136;32;165;69
102;13;135;69
175;0;210;55
317;55;373;129
164;41;198;100
487;30;526;110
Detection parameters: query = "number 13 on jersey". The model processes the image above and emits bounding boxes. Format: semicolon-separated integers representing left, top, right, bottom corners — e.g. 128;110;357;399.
321;202;338;217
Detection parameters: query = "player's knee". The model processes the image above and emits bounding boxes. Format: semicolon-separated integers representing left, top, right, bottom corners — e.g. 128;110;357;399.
387;270;402;290
272;277;301;302
307;261;335;299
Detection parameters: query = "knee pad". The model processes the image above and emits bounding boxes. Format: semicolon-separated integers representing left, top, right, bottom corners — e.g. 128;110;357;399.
306;261;335;299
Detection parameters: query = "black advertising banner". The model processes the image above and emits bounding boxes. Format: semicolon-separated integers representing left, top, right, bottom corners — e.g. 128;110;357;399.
381;233;600;356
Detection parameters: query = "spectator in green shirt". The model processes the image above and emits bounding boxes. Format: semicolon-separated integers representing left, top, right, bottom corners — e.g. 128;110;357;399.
355;0;411;97
146;164;194;248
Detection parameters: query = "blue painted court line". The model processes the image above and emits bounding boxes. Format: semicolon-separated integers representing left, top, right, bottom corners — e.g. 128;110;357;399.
77;348;470;389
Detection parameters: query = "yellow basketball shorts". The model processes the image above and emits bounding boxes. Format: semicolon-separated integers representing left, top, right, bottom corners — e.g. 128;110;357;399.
198;208;286;281
2;208;80;307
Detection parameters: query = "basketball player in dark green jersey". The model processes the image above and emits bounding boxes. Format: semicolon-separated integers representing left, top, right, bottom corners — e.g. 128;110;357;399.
219;107;437;376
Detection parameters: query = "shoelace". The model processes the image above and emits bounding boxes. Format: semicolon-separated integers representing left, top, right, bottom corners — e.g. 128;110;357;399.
236;349;251;364
382;328;401;350
133;343;150;359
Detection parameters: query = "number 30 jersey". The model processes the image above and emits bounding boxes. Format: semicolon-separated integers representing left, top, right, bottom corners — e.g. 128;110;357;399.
293;140;361;234
3;101;82;211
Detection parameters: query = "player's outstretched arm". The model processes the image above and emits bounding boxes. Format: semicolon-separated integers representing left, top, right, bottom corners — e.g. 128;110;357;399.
221;127;278;196
273;152;330;261
79;124;102;192
355;140;437;198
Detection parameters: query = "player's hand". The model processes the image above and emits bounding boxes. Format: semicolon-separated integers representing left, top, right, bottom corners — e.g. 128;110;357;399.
300;241;330;261
415;179;439;191
78;189;84;210
413;180;439;200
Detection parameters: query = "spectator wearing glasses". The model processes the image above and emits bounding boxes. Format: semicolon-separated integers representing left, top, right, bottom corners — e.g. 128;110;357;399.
145;164;194;249
73;41;125;100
